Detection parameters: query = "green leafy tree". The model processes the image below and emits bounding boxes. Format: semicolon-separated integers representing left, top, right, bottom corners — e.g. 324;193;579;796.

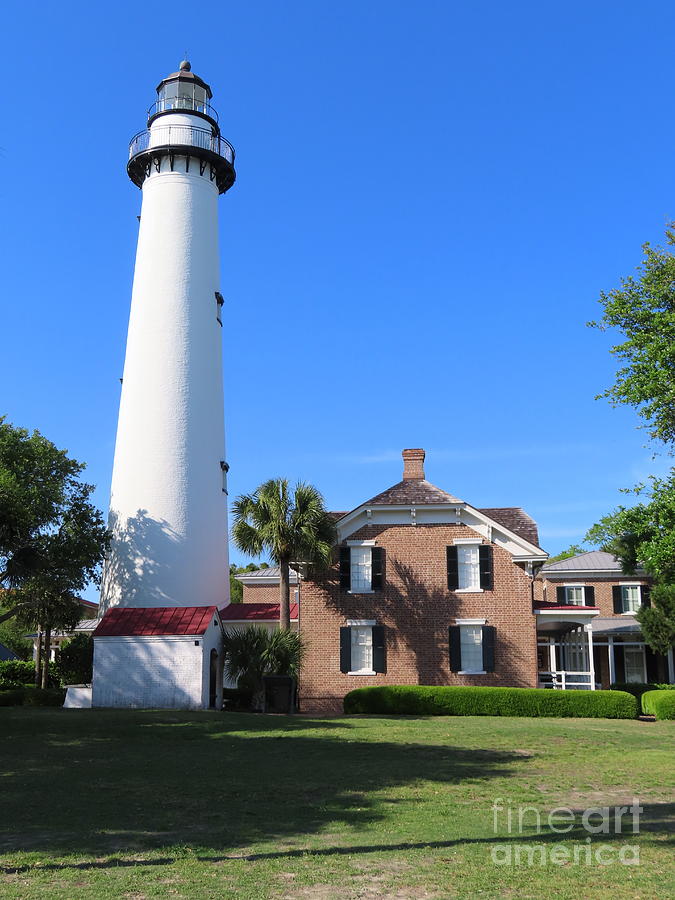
0;419;109;686
587;227;675;657
588;226;675;447
232;479;336;629
586;473;675;654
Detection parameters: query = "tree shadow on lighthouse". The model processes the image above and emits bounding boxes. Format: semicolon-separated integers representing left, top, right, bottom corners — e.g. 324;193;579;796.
100;509;184;611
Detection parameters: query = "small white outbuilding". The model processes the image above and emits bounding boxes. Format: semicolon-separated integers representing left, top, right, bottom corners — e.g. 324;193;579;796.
92;606;224;710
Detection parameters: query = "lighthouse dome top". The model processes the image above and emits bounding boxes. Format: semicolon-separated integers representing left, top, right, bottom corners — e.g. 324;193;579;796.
155;61;213;101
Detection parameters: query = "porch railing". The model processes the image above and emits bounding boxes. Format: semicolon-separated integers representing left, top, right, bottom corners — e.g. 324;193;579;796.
538;670;595;690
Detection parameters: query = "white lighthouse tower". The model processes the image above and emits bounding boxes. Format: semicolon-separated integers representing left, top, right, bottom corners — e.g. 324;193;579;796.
100;61;235;614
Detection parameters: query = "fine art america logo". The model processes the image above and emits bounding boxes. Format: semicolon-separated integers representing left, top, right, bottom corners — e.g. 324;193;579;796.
490;798;642;866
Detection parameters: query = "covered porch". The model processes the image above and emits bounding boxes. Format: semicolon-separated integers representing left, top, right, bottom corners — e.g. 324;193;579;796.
535;605;599;690
536;606;675;689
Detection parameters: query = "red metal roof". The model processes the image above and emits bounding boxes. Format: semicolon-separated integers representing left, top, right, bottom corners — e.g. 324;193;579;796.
219;602;299;622
534;603;597;611
93;606;219;637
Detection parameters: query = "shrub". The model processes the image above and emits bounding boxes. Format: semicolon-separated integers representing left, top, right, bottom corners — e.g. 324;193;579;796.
0;660;35;689
343;685;637;719
54;633;93;685
223;626;307;711
641;690;675;720
21;687;66;707
610;682;675;701
0;688;25;706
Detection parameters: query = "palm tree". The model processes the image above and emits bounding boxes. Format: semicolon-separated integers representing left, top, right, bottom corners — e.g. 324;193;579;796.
223;625;307;710
231;479;336;629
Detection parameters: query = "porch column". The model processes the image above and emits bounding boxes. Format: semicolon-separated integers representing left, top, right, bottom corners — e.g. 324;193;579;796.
608;636;615;686
549;637;557;687
585;624;596;690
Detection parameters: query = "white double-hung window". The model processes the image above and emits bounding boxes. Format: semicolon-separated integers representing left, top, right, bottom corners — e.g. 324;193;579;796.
621;585;641;613
458;544;480;591
350;546;372;593
459;625;484;674
564;586;585;606
350;626;374;673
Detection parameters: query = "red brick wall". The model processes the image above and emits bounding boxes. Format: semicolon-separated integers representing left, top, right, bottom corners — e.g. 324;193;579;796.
299;523;538;713
240;583;283;604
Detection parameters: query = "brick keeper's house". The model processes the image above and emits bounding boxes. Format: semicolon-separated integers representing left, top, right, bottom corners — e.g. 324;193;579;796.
235;449;674;714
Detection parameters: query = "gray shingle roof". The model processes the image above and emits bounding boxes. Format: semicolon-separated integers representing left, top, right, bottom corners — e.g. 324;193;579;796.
361;479;463;507
476;507;540;548
541;550;623;573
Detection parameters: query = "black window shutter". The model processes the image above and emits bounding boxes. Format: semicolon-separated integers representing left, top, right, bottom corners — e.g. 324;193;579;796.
371;547;385;592
372;625;386;673
612;585;623;614
449;625;462;671
556;585;566;604
339;626;352;673
584;586;595;607
482;625;496;672
479;545;493;590
447;546;459;591
641;585;651;608
339;547;351;592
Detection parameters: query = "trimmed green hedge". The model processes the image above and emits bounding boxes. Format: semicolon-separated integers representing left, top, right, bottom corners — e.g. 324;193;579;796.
0;660;35;689
0;687;66;707
343;685;637;719
610;682;675;701
641;690;675;720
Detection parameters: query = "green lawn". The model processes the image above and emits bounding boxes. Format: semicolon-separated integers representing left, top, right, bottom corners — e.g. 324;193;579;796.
0;710;672;899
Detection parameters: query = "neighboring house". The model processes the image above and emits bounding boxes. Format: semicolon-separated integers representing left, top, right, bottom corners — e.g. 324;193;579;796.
236;565;300;606
25;598;101;661
246;449;674;713
0;642;18;661
536;551;672;689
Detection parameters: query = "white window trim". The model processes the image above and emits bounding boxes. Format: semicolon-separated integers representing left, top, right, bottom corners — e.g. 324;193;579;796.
457;622;486;676
347;621;376;675
347;543;376;594
456;542;482;592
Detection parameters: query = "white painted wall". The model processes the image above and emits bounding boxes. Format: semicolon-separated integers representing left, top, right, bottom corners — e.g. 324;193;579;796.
100;147;229;611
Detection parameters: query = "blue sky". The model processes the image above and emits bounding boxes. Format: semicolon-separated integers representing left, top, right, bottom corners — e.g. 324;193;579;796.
3;1;674;584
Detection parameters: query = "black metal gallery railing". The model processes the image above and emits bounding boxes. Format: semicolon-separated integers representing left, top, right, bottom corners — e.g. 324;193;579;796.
128;125;235;165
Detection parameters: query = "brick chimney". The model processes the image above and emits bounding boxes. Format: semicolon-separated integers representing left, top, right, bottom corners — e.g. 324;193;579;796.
402;448;425;480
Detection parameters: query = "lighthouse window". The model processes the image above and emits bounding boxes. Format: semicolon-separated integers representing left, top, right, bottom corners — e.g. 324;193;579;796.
215;292;224;325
